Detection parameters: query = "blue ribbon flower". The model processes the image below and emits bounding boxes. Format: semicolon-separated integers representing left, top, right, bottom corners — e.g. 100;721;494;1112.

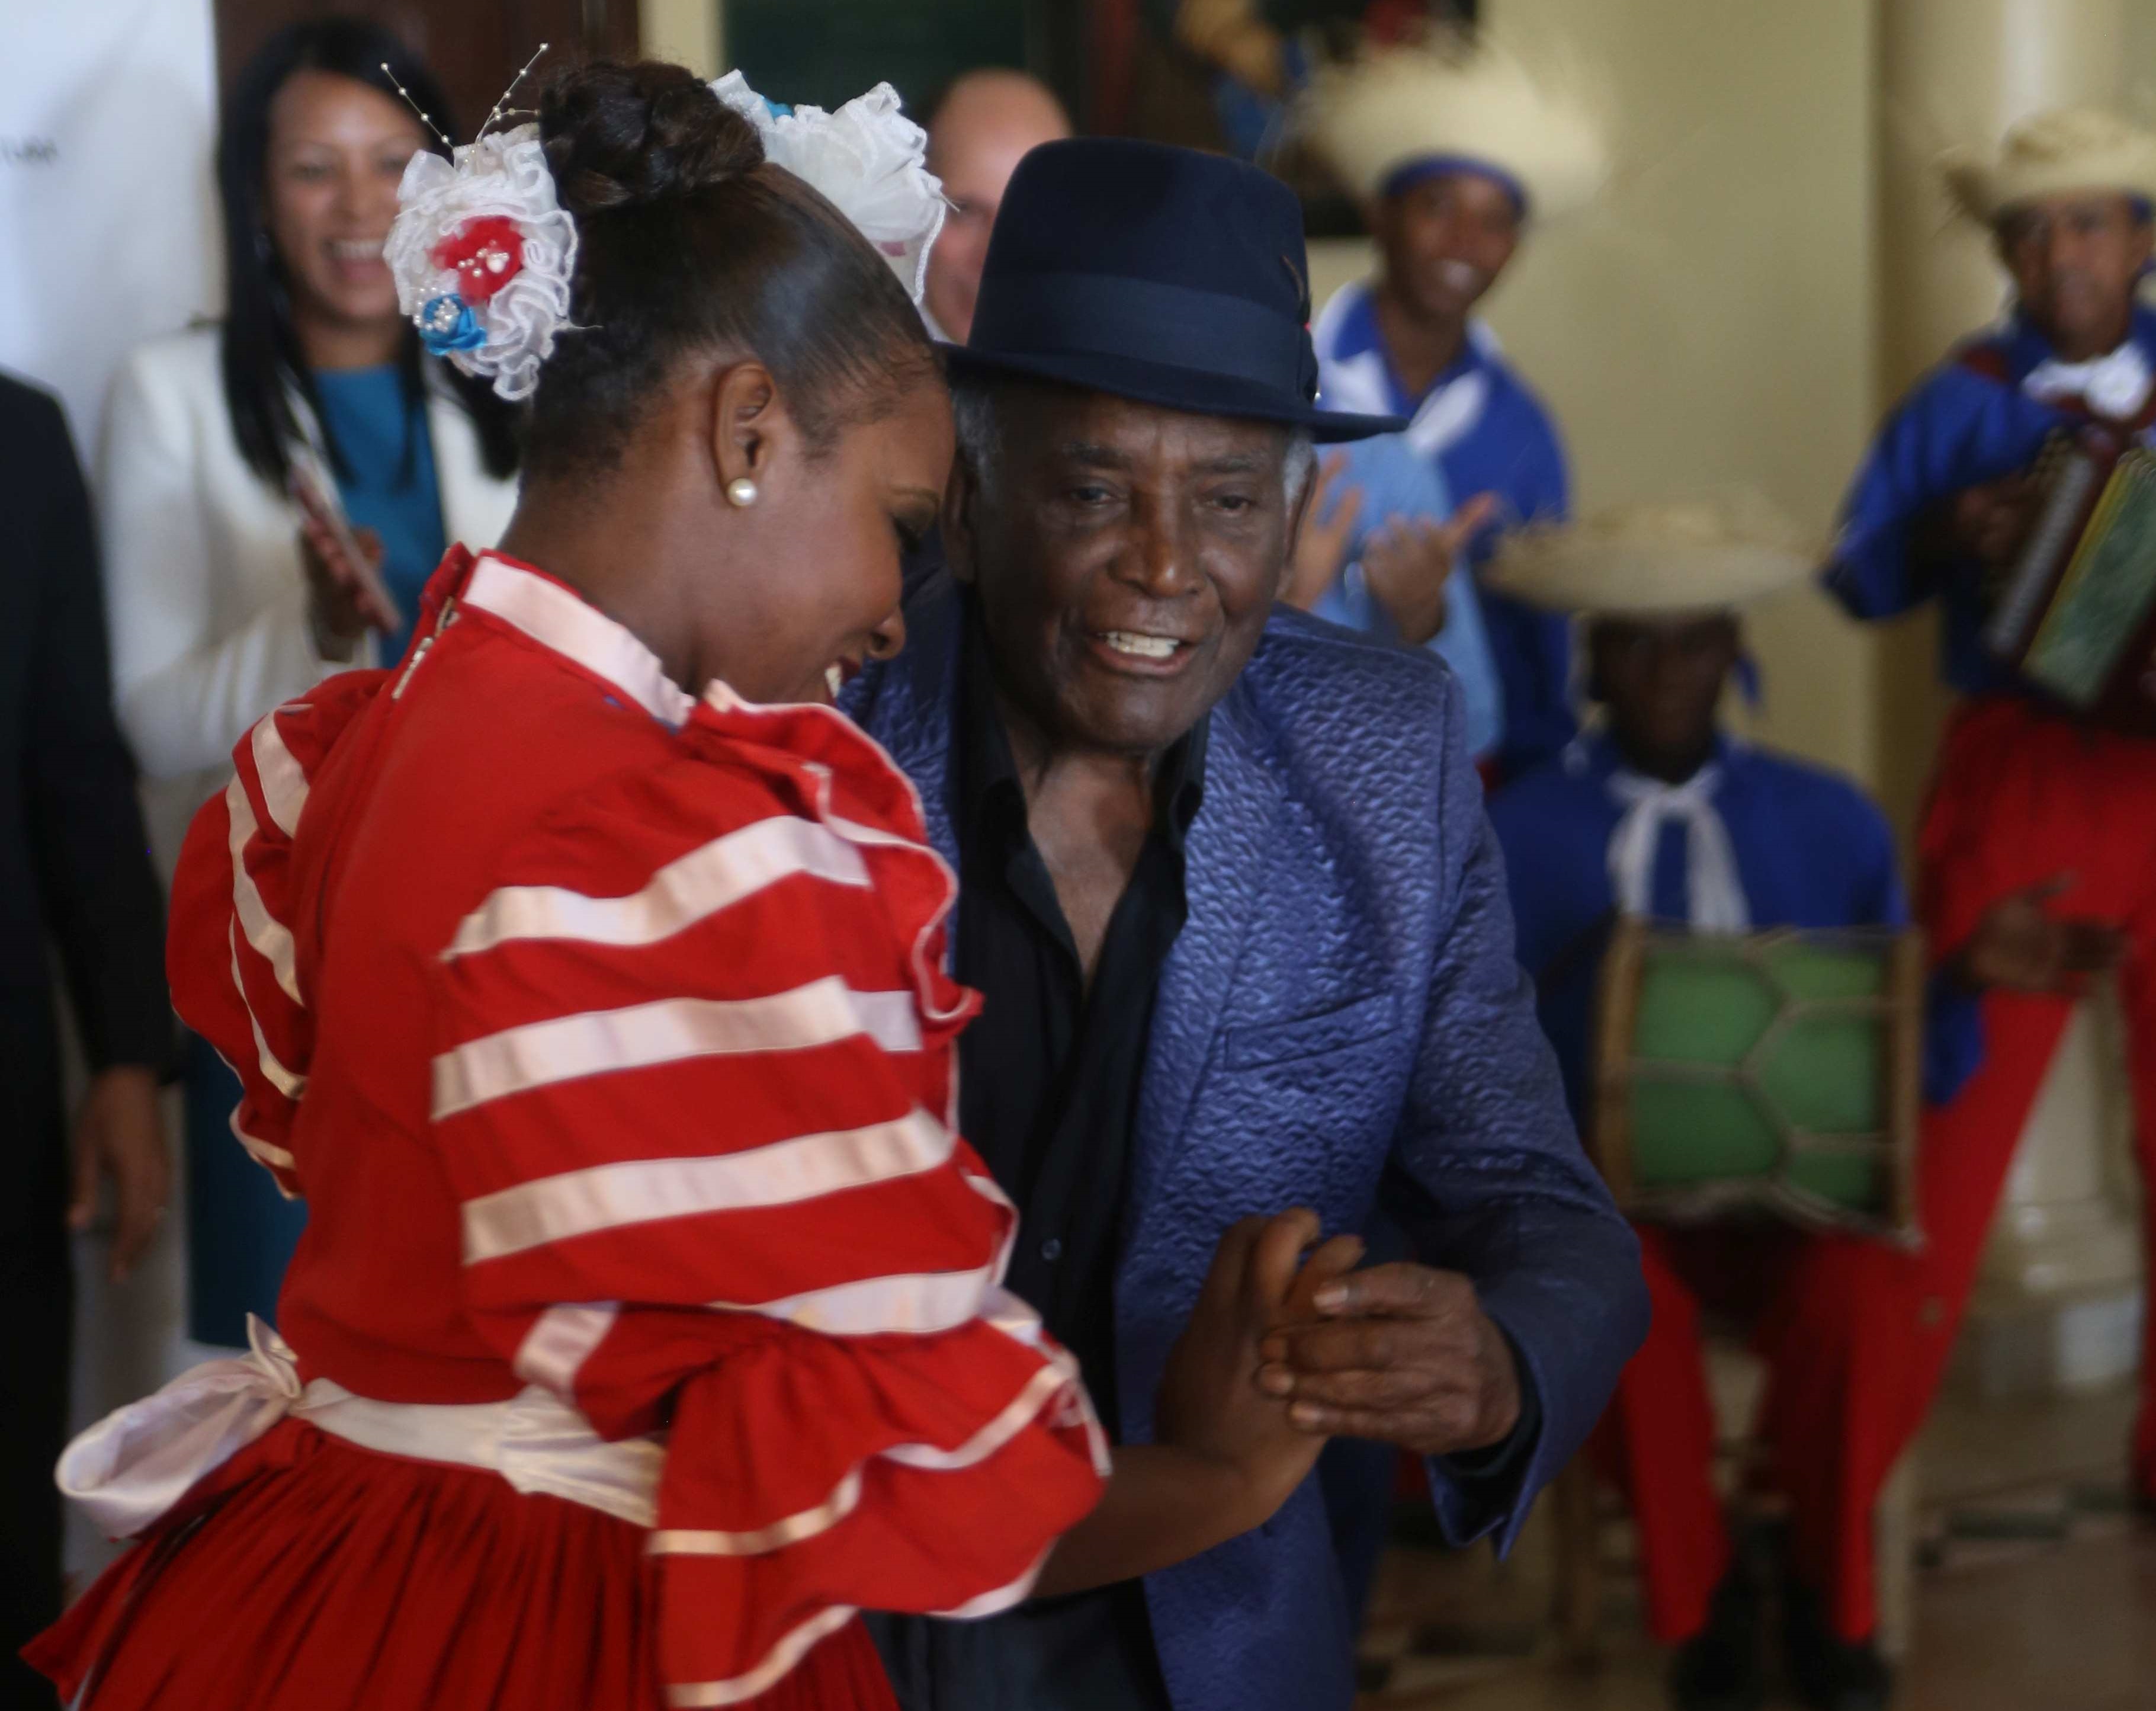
416;293;486;355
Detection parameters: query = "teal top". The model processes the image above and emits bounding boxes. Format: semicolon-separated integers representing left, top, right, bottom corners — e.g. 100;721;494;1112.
312;365;447;662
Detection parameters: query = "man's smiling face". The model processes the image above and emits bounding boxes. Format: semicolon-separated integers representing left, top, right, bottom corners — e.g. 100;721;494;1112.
949;382;1302;760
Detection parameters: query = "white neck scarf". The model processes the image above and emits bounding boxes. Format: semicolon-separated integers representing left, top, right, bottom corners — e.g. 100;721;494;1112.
1605;764;1751;932
2023;337;2154;421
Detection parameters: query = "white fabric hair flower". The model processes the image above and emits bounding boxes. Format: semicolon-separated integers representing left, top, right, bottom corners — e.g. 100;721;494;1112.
710;72;948;303
384;124;579;402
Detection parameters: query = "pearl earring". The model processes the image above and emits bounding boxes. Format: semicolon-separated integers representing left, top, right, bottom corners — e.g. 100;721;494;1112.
727;478;759;508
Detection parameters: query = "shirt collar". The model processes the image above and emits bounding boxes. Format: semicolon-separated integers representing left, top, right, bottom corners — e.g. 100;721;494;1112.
459;550;696;728
1995;302;2156;382
1315;279;1500;415
957;592;1208;855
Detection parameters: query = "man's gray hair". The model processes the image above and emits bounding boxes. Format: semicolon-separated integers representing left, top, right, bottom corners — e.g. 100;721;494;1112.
951;372;1317;511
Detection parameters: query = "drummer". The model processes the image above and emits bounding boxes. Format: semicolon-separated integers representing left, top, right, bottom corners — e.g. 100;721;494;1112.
1483;500;2106;1711
1827;104;2156;1590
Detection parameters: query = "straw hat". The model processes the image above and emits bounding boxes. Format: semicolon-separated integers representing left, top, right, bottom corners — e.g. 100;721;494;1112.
1304;33;1603;219
1484;496;1815;617
1943;106;2156;225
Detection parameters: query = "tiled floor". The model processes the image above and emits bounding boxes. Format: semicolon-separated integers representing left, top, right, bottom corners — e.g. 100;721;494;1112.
1355;1382;2152;1710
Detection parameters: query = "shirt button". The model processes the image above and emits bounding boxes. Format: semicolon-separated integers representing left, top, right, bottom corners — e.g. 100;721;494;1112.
1040;1238;1064;1263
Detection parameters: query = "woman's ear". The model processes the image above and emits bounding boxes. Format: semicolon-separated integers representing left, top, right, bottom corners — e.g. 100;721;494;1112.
710;361;788;495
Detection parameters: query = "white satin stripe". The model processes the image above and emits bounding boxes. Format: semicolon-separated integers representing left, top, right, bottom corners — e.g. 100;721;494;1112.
228;1116;300;1200
880;1359;1074;1473
432;978;923;1120
649;1468;864;1558
228;929;306;1101
224;777;303;1005
931;1543;1054;1619
513;1302;620;1395
461;1107;955;1263
445;814;871;961
665;1606;859;1709
704;1263;996;1336
464;554;695;727
249;710;311;837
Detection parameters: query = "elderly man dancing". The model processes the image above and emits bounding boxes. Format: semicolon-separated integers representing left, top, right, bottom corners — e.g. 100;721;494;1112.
848;137;1645;1711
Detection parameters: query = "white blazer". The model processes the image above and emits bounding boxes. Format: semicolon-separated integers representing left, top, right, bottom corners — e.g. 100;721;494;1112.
100;323;519;873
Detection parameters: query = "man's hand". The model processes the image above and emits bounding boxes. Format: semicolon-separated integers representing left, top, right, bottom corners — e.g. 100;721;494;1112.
1284;453;1364;611
1943;473;2042;570
1256;1263;1521;1456
68;1066;172;1283
1359;493;1499;646
1953;873;2126;995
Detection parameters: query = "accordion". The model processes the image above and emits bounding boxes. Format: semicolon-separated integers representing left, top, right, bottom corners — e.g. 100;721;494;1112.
1985;427;2156;735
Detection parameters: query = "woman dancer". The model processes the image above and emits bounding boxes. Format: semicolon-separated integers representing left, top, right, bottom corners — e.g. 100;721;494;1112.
103;18;523;1345
34;61;1329;1711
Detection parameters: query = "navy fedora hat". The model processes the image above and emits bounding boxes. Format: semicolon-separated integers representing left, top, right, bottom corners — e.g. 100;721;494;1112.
944;137;1404;443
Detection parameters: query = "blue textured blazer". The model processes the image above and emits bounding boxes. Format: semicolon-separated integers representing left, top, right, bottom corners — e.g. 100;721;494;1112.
846;578;1646;1711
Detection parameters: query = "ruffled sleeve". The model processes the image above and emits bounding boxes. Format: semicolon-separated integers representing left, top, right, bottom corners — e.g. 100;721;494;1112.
165;668;393;1199
426;687;1105;1703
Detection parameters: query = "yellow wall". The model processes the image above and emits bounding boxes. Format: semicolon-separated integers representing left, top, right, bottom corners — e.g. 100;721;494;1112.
1316;0;1886;794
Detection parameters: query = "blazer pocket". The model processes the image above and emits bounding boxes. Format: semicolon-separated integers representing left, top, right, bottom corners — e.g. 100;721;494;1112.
1223;992;1399;1071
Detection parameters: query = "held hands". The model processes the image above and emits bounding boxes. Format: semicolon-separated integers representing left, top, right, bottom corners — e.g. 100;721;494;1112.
1256;1263;1522;1457
67;1067;172;1284
1156;1209;1364;1524
1953;873;2126;995
297;509;396;662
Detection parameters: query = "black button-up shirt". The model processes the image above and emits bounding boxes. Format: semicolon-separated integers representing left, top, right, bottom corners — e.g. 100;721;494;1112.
868;604;1195;1711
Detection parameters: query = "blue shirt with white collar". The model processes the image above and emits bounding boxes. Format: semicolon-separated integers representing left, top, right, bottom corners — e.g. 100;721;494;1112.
1313;278;1574;773
1488;730;1985;1124
1829;304;2156;694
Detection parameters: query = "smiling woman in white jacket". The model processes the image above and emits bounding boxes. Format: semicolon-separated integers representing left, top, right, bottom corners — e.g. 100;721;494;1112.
101;20;519;1352
104;328;515;870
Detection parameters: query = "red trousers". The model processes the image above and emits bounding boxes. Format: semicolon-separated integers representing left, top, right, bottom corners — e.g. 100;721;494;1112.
1595;697;2156;1648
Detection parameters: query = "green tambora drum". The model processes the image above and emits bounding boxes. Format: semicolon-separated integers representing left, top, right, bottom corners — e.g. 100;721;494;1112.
1589;918;1926;1244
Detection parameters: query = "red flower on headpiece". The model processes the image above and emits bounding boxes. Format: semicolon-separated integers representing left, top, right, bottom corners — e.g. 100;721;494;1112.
430;215;525;305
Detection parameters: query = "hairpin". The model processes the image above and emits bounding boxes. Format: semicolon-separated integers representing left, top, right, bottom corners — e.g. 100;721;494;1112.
382;46;578;402
710;72;948;305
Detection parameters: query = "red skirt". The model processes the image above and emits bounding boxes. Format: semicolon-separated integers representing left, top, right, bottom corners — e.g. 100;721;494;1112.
28;1420;898;1711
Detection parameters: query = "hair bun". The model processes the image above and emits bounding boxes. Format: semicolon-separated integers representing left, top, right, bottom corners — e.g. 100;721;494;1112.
540;61;762;217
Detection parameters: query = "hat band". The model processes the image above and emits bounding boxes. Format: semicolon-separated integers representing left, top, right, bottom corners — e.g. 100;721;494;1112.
966;271;1313;395
1380;154;1528;216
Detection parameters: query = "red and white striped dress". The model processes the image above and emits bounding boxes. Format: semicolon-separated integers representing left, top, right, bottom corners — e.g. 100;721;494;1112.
31;548;1106;1710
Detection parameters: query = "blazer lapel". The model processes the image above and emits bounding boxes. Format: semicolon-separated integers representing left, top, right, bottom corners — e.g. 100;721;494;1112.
1134;681;1270;1180
855;573;965;873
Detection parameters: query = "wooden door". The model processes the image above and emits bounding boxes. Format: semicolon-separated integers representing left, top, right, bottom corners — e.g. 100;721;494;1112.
213;1;638;139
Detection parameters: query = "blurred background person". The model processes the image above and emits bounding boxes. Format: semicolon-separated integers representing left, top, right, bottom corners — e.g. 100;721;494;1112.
920;69;1071;343
1827;106;2156;1538
98;17;520;1350
0;369;172;1709
1304;32;1602;778
1485;499;2117;1711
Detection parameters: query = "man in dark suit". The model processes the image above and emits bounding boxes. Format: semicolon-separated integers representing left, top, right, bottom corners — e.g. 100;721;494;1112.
0;371;172;1704
851;140;1645;1711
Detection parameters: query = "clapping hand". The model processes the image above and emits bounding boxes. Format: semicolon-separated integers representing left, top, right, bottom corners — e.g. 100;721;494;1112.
1284;453;1365;611
1359;492;1500;647
296;503;397;662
